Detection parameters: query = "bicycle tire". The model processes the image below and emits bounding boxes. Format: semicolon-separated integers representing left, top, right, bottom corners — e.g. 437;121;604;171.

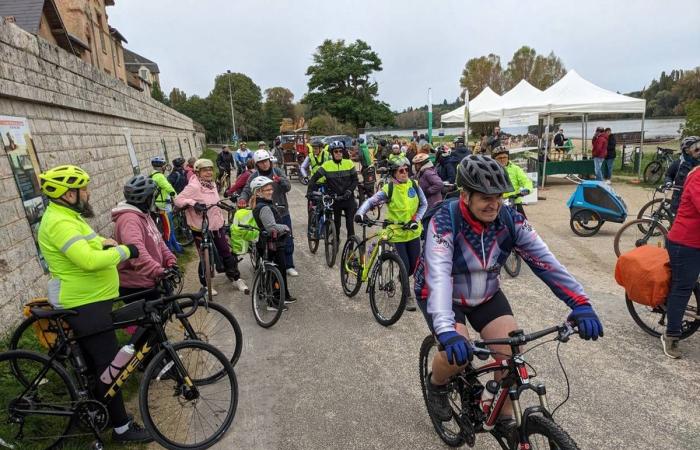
503;251;521;278
569;209;603;237
0;350;78;450
367;205;381;221
613;218;668;257
167;299;243;368
252;264;286;328
202;246;214;302
325;220;338;268
643;161;663;185
418;335;466;447
249;245;260;272
340;236;363;297
636;198;673;232
522;415;580;450
173;212;194;246
369;252;408;326
308;213;320;254
625;285;700;340
139;340;238;449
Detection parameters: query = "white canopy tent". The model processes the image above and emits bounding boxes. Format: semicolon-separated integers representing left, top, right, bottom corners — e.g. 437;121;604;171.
440;87;502;123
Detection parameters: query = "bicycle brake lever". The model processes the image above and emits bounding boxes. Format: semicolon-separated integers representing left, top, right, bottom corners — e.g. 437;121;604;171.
558;322;576;343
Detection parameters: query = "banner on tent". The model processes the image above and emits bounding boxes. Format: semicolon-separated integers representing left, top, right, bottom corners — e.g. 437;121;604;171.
499;114;538;128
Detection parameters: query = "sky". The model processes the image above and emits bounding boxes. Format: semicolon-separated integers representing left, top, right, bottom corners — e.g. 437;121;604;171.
109;0;700;112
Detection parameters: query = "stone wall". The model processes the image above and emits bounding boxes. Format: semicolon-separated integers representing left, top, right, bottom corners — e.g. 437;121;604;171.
0;22;204;330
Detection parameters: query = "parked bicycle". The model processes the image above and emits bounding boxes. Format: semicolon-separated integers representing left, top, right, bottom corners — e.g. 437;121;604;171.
339;218;409;326
643;147;675;185
419;322;581;449
635;183;676;233
613;208;669;257
172;207;194;247
307;191;339;267
0;288;238;449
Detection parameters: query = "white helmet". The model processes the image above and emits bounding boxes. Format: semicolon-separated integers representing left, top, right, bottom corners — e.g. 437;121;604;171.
250;176;273;192
253;149;271;164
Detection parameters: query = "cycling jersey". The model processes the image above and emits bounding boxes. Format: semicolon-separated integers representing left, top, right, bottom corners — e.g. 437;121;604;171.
414;200;590;335
38;202;132;309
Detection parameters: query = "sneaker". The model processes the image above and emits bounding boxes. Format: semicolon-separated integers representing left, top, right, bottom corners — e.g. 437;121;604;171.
405;295;416;311
286;268;299;277
426;375;453;422
235;279;250;295
660;333;681;359
112;421;154;444
266;303;289;312
210;288;218;296
284;295;297;304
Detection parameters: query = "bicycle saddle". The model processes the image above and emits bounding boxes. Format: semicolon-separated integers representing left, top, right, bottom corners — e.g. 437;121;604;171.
30;308;78;319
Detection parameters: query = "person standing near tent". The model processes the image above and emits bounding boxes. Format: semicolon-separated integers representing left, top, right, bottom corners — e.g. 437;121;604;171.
591;127;608;181
603;128;616;184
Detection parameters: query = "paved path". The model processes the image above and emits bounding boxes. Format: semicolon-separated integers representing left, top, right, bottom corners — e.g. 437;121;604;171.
191;180;698;450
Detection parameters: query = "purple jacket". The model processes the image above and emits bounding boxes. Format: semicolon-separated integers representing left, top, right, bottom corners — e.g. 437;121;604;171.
415;162;443;208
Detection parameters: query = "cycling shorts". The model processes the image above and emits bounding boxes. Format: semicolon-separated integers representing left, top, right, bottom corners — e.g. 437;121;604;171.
418;289;513;334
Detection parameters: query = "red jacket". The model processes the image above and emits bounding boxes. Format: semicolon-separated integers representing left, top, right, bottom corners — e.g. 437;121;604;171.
592;133;608;158
668;167;700;249
226;169;253;197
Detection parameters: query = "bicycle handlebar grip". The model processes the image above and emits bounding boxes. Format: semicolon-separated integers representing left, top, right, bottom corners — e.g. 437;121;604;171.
173;288;206;320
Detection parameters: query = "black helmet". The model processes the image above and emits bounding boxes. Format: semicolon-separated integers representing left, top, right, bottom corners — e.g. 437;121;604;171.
329;140;346;151
379;139;387;147
454;136;465;145
455;155;513;195
172;157;185;167
124;175;157;204
680;136;699;154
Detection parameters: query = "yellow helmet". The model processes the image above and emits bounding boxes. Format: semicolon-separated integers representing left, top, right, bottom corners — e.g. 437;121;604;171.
39;165;90;199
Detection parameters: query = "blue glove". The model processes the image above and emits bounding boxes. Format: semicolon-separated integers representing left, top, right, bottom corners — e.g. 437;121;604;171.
568;305;604;340
437;331;472;365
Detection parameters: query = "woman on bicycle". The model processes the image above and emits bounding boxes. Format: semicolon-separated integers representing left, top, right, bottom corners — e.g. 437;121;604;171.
250;176;296;307
355;157;428;312
492;147;532;218
174;158;248;295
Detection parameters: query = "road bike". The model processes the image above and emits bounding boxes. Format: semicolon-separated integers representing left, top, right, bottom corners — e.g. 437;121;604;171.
0;288;238;449
9;269;243;371
307;191;339;267
238;224;288;328
419;322;581;449
339;218;409;326
642;147;675;185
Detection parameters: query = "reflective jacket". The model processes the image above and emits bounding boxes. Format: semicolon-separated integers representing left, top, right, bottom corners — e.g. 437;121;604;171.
503;162;533;205
151;171;176;210
38;202;132;309
308;158;358;199
230;208;259;255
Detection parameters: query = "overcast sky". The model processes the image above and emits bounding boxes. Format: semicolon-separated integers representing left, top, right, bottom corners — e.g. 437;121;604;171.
109;0;700;111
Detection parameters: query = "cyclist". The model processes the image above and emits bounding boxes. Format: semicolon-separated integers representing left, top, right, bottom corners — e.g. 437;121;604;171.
239;150;298;276
185;157;197;181
175;158;248;294
226;158;255;197
492;147;532;218
669;136;700;215
112;175;177;301
415;155;602;424
250;176;296;309
150;156;181;253
355;157;427;312
300;138;329;182
168;157;188;194
387;143;403;164
216;145;235;190
307;140;359;241
37;165;152;444
235;142;252;176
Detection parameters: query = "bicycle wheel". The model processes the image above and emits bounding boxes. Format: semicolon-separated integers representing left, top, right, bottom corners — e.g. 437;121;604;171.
173;212;194;246
613;218;668;257
522;415;579;450
251;265;286;328
307;213;320;254
340;236;363;297
636;198;673;232
0;350;78;449
201;247;214;302
418;335;467;447
167;299;243;368
140;340;237;449
643;161;663;185
503;251;521;278
367;205;381;221
324;220;338;268
569;209;603;237
625;286;700;340
369;252;408;326
248;245;260;272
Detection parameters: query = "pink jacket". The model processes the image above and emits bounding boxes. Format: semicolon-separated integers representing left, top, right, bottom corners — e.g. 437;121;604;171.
112;202;176;289
174;175;225;231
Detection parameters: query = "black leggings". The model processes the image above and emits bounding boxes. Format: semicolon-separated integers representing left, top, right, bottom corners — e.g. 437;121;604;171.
394;237;422;276
64;300;130;428
333;198;357;240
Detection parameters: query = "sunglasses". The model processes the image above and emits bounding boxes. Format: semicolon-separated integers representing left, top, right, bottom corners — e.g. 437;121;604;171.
396;168;408;174
333;149;343;153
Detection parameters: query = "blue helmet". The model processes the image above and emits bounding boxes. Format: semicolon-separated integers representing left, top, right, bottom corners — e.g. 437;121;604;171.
151;156;166;167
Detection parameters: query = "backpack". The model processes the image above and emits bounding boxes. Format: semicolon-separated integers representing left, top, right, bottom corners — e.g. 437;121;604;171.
385;179;418;203
167;169;187;193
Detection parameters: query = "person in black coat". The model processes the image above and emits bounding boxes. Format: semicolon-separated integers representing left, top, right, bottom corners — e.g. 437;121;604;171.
603;128;616;184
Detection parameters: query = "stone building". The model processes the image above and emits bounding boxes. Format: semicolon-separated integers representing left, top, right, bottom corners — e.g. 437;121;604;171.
123;48;160;97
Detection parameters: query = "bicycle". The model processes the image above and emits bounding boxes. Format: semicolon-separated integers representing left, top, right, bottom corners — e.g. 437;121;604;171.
642;147;675;185
339;218;409;326
307;191;339;267
502;196;524;278
10;268;243;374
192;201;234;301
171;208;194;247
635;184;676;233
419;322;581;449
357;166;381;221
238;224;288;328
613;212;669;257
0;288;238;449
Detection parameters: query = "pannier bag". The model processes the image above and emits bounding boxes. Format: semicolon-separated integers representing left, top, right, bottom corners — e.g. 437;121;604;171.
614;246;670;307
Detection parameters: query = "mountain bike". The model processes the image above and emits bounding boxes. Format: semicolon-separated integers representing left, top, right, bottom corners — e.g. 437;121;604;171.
172;208;194;247
625;280;700;340
613;213;669;257
635;184;676;233
0;288;238;449
238;225;288;328
642;147;675;185
10;269;243;369
502;196;524;278
339;218;409;326
192;201;233;301
419;322;581;449
357;166;381;220
307;191;339;267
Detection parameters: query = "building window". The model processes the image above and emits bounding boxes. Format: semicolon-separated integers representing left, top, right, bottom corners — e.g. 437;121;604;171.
96;12;107;54
139;68;149;81
116;46;121;66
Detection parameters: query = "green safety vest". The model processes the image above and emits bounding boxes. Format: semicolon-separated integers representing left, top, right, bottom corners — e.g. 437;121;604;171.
387;153;404;164
382;180;422;242
151;171;176;210
38;202;132;308
230;208;259;255
307;145;329;181
503;162;533;205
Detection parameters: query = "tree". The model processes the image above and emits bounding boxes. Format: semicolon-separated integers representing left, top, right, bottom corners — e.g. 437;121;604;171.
530;52;566;90
169;87;187;109
303;39;395;128
261;101;284;140
308;112;356;136
682;99;700;137
459;54;504;96
208;72;264;140
151;81;168;105
504;46;537;90
264;87;295;118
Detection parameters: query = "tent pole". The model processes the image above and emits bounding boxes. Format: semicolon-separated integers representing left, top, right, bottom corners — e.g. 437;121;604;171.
463;89;470;149
638;111;646;179
542;114;550;188
584;114;588;155
581;115;584;157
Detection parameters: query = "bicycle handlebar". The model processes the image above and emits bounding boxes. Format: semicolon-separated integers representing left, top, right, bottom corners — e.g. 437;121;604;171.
361;218;410;228
144;287;207;320
471;322;576;359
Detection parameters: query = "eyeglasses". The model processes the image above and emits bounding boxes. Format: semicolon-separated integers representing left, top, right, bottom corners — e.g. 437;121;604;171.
332;149;343;153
